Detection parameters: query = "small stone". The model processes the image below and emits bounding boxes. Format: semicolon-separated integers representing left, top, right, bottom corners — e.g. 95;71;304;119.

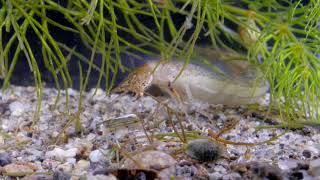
53;170;71;180
21;174;53;180
57;163;73;173
15;132;32;143
314;144;320;152
176;164;196;176
86;133;96;141
289;171;304;179
26;149;44;162
9;101;29;116
158;166;176;180
289;170;314;180
73;160;90;175
123;150;177;170
302;150;312;158
3;164;34;177
0;152;11;166
248;162;282;180
89;150;104;163
277;159;298;170
46;148;77;161
186;139;222;162
208;172;223;179
214;165;227;174
309;159;320;176
221;172;242;180
75;160;90;170
301;127;311;135
297;162;309;170
66;158;76;165
42;159;60;169
85;174;117;180
279;143;285;149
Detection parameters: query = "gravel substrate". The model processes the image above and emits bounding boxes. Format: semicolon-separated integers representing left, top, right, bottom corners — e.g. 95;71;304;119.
0;85;320;180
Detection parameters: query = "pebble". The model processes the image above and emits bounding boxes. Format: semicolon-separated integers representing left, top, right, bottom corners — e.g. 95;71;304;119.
73;160;90;175
314;144;320;152
66;158;76;165
214;165;227;174
290;170;314;180
57;162;73;173
123;150;177;170
53;170;71;180
302;149;312;158
85;174;117;180
0;153;11;166
309;159;320;177
2;163;34;177
247;162;283;180
45;148;77;161
277;159;299;171
176;164;197;177
9;101;29;116
123;150;177;179
208;172;223;179
21;174;53;180
89;150;104;163
221;172;242;180
288;170;305;180
26;149;44;162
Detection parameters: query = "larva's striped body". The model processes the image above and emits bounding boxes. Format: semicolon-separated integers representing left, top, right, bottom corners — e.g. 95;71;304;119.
113;57;269;105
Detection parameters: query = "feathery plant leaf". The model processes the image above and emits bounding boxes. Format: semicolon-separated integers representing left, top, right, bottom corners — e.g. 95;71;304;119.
0;0;319;127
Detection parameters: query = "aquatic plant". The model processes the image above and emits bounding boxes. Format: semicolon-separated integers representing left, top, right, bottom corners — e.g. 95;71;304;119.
0;0;319;125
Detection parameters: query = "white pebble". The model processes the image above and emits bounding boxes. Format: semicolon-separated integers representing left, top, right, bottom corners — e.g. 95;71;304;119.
46;148;77;161
277;159;298;171
89;150;104;163
66;158;77;165
9;101;29;116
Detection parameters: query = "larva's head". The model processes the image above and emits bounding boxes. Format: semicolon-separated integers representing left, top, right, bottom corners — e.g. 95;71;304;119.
111;64;153;97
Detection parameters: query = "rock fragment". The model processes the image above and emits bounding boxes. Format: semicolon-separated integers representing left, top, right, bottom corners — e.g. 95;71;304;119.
2;163;35;177
0;153;11;166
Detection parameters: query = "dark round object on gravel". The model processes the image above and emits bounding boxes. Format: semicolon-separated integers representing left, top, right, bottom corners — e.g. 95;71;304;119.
0;153;12;166
186;139;222;162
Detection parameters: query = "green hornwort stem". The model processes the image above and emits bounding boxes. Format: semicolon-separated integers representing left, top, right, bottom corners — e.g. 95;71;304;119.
82;0;104;94
40;0;62;111
11;0;71;112
173;0;207;82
